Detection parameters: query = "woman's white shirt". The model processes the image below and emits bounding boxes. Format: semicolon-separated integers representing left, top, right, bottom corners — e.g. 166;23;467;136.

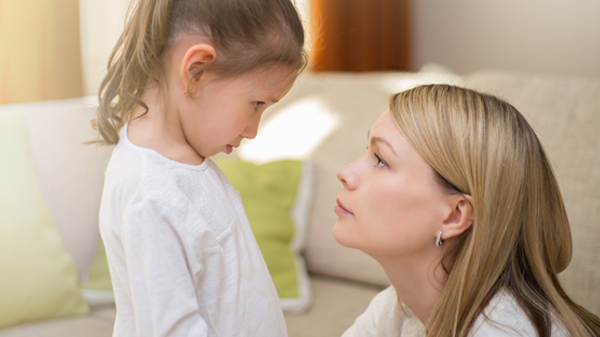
342;286;569;337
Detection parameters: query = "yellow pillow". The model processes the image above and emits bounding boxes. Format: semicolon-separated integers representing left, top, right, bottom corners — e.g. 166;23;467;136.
0;111;89;328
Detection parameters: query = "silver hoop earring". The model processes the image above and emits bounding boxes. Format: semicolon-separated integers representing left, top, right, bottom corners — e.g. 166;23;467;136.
435;231;444;248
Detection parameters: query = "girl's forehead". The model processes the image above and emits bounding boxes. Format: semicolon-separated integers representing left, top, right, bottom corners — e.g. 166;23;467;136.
254;65;297;81
201;66;295;100
251;67;297;90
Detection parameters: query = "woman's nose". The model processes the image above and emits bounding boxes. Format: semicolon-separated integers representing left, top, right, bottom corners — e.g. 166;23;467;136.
337;162;358;190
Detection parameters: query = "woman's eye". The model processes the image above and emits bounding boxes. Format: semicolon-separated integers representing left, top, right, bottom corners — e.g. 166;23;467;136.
254;101;265;109
374;154;386;167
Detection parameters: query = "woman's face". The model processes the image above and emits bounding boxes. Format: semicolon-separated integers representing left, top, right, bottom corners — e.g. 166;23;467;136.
333;111;453;258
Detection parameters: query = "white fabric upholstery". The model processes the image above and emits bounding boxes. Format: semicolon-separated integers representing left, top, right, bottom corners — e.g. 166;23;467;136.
0;97;112;277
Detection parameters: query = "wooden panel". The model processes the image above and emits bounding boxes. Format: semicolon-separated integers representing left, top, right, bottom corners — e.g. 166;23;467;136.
311;0;411;72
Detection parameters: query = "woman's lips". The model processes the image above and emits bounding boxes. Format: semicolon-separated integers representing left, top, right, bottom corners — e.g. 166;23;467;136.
334;198;354;216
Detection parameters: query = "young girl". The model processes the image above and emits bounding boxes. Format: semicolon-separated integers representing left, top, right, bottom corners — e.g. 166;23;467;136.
334;85;600;336
95;0;306;335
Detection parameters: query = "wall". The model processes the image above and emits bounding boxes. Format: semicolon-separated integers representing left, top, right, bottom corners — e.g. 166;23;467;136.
413;0;600;77
79;0;600;96
79;0;128;96
0;0;84;104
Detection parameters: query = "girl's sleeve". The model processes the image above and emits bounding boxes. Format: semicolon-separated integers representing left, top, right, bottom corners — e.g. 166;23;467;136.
119;199;208;336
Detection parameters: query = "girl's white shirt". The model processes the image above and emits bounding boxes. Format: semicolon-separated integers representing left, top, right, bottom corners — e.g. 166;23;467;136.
342;286;569;337
99;125;287;337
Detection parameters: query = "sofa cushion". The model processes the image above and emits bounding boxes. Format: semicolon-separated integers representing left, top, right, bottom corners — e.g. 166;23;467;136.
0;97;112;277
216;158;313;313
464;70;600;316
0;305;114;337
0;111;89;328
80;240;114;306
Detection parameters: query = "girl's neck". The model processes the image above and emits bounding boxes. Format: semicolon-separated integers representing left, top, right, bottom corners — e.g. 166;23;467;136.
128;83;204;165
374;251;447;325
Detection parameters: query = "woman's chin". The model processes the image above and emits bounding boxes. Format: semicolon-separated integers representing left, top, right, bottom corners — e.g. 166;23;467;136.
333;220;355;248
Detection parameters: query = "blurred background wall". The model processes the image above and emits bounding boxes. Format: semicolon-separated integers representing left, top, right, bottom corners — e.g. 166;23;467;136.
413;0;600;78
79;0;129;98
1;0;599;102
0;0;83;104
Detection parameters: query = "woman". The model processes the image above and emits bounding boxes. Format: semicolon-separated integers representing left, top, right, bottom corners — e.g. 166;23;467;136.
334;85;600;336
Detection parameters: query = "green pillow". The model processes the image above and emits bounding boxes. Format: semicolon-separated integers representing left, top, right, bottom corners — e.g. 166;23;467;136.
0;111;89;328
80;239;114;306
81;240;112;291
216;158;312;313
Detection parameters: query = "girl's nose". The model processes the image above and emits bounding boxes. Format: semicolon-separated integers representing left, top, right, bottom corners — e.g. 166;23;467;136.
242;125;258;140
337;162;358;190
242;113;262;139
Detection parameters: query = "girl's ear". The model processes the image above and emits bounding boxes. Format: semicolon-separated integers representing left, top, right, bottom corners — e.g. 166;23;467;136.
440;194;474;241
180;44;217;93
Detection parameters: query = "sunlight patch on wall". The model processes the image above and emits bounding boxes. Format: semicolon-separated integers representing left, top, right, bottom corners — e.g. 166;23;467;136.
238;96;339;164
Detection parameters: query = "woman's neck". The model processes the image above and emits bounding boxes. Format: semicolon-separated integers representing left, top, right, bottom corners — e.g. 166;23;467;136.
374;251;447;325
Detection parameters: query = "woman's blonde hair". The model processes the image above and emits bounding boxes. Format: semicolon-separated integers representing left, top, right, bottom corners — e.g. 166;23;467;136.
93;0;307;145
389;84;600;336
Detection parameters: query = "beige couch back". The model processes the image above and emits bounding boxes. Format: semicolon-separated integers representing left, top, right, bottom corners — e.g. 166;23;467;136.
281;71;600;317
4;69;598;316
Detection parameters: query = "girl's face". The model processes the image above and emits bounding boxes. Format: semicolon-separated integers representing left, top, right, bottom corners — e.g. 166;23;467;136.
333;111;452;258
178;65;296;158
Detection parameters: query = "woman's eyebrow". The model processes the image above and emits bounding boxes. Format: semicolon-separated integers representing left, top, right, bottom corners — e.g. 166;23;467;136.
370;136;398;157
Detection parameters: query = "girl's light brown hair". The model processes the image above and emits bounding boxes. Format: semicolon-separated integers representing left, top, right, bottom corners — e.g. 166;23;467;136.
93;0;307;145
389;84;600;336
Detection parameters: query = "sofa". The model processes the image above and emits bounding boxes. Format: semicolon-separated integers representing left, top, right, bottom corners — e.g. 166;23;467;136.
1;66;599;337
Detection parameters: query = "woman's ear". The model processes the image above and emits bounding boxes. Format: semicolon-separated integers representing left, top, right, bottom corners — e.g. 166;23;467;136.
180;44;217;94
441;194;474;241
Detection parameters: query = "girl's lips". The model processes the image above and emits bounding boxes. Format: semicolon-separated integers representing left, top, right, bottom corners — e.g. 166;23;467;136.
334;198;354;216
225;144;239;155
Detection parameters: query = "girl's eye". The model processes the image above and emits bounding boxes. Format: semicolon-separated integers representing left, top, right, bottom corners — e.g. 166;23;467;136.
374;153;386;167
254;101;265;109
